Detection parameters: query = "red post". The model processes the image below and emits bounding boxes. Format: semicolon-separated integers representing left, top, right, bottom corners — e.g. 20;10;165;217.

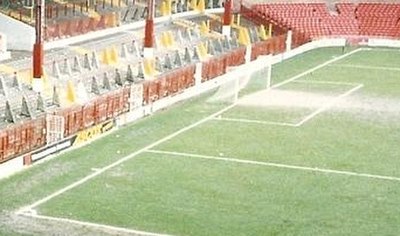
33;0;44;88
223;0;232;26
144;19;154;48
49;5;53;19
143;0;154;48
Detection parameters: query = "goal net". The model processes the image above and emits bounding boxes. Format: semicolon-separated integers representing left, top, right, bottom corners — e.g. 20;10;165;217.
206;55;272;105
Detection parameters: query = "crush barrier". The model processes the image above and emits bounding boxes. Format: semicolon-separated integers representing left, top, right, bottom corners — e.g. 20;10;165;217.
0;116;46;163
202;47;247;81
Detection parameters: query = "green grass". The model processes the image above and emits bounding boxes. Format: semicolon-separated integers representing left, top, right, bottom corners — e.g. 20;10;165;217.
222;106;312;124
315;65;400;98
271;47;348;84
39;154;400;236
279;80;358;94
156;113;400;176
0;92;225;235
1;47;400;235
337;48;400;67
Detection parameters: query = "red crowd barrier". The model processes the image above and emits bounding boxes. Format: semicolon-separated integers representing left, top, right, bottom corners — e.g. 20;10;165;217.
291;31;311;49
202;48;246;81
56;86;130;137
142;65;196;104
0;116;46;163
202;57;225;81
251;34;286;60
225;47;246;67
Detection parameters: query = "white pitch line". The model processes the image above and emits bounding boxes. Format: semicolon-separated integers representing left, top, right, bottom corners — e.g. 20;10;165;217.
270;48;363;89
213;49;363;128
19;212;172;236
294;84;364;127
330;64;400;71
147;150;400;182
213;117;297;127
17;47;363;214
291;80;361;86
17;104;236;214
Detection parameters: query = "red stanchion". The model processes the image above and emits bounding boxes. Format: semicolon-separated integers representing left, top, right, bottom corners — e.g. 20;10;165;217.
97;14;107;29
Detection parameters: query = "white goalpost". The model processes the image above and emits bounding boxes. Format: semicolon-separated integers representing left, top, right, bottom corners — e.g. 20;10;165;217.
206;55;272;105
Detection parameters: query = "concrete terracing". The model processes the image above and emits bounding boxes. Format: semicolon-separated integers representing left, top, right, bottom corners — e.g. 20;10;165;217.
0;7;258;127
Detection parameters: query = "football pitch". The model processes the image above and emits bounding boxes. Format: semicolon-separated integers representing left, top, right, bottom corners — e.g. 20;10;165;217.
1;47;400;235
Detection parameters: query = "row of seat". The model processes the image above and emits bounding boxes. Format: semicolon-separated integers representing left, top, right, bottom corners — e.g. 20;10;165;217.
253;3;400;38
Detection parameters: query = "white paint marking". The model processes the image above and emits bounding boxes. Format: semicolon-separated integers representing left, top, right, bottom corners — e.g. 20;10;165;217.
291;80;360;86
216;84;363;128
330;64;400;71
213;49;363;128
17;47;363;215
19;212;171;236
294;84;364;126
270;48;363;89
91;168;101;172
213;117;297;127
147;150;400;182
17;104;236;213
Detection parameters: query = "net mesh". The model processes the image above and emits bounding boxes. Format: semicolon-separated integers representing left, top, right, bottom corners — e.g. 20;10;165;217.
207;55;272;105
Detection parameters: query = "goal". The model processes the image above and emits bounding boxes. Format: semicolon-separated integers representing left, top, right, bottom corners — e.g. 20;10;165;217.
207;55;272;105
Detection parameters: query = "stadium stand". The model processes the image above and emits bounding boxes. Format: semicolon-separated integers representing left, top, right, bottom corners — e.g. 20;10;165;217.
250;2;400;39
357;3;400;37
1;0;400;175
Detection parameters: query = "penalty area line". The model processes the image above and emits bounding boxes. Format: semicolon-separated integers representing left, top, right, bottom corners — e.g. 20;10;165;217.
19;211;173;236
213;117;298;127
147;150;400;182
294;84;364;127
215;49;364;128
214;83;363;128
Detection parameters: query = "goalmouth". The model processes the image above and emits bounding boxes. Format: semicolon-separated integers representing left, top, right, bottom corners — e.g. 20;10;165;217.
206;55;273;105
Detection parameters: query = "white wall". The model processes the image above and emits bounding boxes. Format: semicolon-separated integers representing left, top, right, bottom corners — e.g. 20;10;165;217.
0;32;6;52
0;156;24;179
368;38;400;48
0;32;11;61
0;13;35;51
